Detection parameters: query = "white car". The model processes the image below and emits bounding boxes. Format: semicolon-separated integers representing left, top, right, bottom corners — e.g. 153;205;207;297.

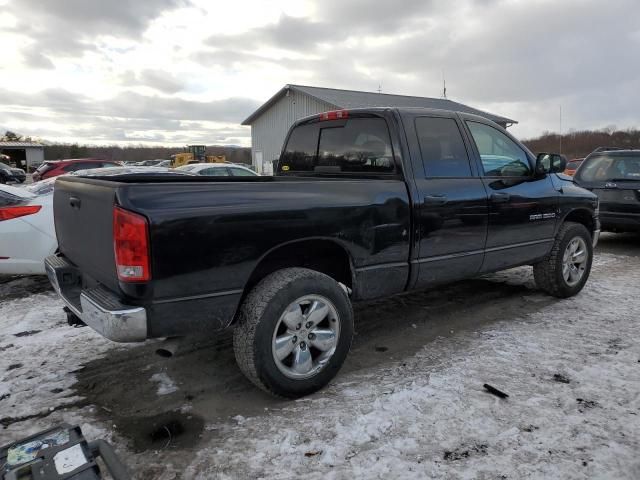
0;179;57;275
176;163;259;176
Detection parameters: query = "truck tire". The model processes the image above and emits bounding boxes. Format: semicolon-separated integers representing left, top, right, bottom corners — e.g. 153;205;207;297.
233;267;353;398
533;222;593;298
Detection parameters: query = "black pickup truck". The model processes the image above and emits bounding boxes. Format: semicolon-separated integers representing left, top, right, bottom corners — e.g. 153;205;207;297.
46;108;599;398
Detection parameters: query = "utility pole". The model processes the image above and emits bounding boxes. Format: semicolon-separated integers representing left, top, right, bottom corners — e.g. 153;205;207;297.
377;83;382;94
559;105;563;155
442;70;447;99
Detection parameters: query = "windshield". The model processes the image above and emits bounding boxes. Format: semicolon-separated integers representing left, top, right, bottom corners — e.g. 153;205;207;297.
177;165;195;171
577;155;640;182
0;162;11;169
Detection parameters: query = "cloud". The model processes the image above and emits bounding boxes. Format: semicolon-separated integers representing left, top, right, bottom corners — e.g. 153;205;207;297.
0;88;258;123
2;0;640;144
0;87;257;145
20;46;55;70
8;0;191;58
119;69;187;94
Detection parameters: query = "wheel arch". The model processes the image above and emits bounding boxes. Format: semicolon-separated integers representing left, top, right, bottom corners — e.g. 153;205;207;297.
241;237;356;303
559;208;596;237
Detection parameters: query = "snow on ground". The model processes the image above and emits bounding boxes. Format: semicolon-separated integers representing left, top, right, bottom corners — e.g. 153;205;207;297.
0;283;123;442
185;253;640;479
0;252;639;479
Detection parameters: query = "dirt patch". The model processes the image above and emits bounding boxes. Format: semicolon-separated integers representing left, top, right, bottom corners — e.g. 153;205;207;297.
114;411;205;453
0;275;52;300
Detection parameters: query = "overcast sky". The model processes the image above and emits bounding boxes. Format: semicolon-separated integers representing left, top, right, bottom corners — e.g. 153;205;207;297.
0;0;638;146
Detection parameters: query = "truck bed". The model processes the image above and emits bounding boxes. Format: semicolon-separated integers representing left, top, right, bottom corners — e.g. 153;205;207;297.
53;174;412;336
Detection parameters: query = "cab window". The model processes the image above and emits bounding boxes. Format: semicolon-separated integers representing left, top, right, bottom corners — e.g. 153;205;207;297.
278;117;395;174
415;117;472;177
467;122;531;177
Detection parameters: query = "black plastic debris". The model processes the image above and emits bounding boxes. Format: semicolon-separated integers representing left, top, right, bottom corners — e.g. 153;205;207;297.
553;373;570;384
483;383;509;399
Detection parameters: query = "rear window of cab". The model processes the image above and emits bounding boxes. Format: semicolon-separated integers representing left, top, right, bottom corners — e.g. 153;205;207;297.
279;117;395;174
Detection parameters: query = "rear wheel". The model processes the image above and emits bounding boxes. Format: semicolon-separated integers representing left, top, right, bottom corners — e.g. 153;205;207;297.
233;268;353;398
533;222;593;298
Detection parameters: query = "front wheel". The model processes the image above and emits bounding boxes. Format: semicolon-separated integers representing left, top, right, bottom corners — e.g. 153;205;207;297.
233;267;353;398
533;222;593;298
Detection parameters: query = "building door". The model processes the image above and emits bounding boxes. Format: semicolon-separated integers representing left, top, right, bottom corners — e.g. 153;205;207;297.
254;151;263;173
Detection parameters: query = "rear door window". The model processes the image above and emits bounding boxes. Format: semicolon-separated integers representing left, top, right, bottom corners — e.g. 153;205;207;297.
415;117;472;177
279;117;394;174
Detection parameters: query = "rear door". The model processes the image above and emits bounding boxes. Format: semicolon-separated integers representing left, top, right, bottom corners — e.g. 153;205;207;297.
463;118;558;271
403;112;489;288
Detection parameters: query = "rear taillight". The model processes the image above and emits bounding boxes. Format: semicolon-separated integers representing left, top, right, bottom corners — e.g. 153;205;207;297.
113;206;150;282
319;110;349;121
0;205;42;221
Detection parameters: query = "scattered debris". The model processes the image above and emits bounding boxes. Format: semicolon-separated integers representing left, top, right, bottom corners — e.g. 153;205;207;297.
50;388;64;394
0;393;9;401
7;363;22;371
521;425;539;433
553;373;571;384
304;450;323;457
374;346;388;352
576;398;599;411
0;344;14;352
13;330;41;337
483;384;509;399
444;443;488;461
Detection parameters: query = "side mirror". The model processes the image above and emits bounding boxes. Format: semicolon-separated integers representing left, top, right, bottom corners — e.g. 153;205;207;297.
535;153;567;175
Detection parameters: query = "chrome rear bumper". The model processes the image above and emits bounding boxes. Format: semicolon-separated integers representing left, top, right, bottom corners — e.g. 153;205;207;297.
45;255;147;342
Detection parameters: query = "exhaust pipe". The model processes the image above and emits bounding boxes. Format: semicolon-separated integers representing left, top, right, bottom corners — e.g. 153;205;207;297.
155;337;182;358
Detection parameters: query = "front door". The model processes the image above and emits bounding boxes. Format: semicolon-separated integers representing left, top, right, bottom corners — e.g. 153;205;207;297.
464;120;558;272
406;114;489;289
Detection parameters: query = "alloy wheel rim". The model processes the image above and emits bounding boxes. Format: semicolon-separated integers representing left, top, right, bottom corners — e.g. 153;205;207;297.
562;236;588;287
271;295;340;380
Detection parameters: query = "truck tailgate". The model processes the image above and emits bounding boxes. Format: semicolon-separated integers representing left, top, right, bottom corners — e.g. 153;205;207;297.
53;177;120;291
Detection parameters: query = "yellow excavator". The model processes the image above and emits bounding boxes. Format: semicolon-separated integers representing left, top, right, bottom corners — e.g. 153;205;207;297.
170;145;226;168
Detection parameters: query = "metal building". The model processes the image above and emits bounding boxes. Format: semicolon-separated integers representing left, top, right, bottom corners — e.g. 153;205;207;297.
0;141;45;171
241;84;518;173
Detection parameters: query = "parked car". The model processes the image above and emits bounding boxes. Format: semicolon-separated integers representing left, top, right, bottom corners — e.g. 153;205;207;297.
574;149;640;232
1;168;192;276
564;158;584;176
0;162;26;184
46;108;599;398
32;159;122;182
133;159;167;167
0;179;57;274
176;163;259;176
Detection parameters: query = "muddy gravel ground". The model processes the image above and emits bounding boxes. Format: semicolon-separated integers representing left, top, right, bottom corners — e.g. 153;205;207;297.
1;233;639;479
